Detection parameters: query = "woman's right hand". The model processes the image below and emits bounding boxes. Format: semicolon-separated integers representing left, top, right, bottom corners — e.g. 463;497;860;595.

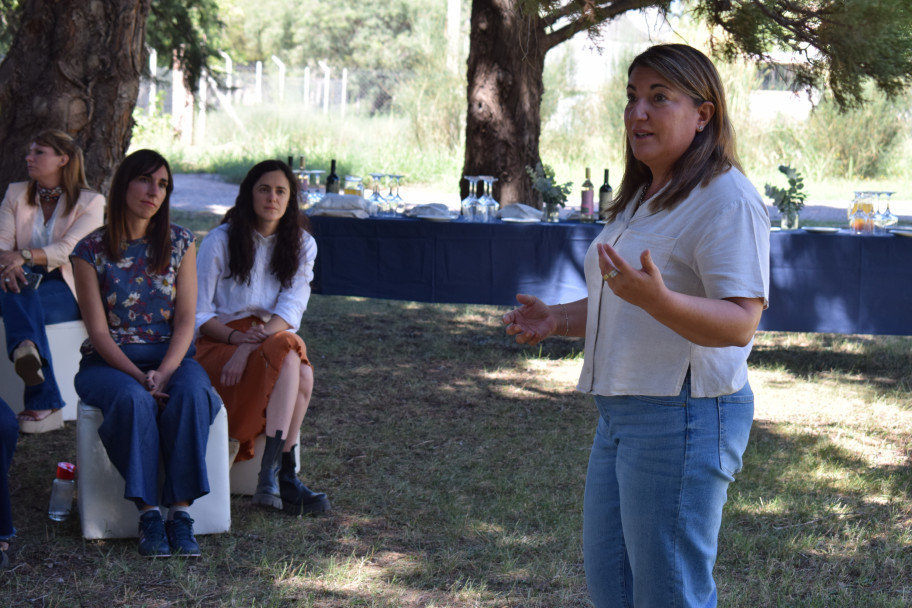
221;343;256;387
502;293;558;346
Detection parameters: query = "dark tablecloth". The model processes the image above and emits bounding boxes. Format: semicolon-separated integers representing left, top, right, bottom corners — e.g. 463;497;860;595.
308;216;912;335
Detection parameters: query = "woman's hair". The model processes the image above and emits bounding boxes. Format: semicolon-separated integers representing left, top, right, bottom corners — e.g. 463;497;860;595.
103;149;174;275
26;129;92;216
610;43;742;221
222;159;309;289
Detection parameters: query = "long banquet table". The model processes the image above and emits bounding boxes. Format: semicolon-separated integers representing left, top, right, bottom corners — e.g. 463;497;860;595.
308;215;912;335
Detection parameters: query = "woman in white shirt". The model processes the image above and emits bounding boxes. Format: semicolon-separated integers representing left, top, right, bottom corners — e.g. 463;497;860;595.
195;160;330;516
503;44;769;607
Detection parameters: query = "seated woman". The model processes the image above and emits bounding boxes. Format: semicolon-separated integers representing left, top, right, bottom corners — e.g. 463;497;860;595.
0;396;16;569
194;159;330;516
0;130;104;433
72;149;220;557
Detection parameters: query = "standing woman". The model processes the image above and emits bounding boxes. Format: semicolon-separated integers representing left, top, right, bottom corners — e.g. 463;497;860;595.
72;149;220;557
0;130;104;433
502;44;769;607
195;159;330;516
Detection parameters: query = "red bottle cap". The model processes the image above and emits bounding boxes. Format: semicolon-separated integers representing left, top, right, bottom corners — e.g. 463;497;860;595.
56;462;76;480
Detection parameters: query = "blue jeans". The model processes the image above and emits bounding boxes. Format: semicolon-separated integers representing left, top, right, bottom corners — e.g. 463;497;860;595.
74;343;220;508
0;398;17;540
0;270;80;412
582;375;754;608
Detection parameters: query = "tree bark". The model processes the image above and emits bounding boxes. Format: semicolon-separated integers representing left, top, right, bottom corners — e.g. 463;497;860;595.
462;0;547;207
0;0;150;195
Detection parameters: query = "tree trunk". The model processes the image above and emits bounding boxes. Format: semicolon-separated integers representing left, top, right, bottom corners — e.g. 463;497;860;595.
462;0;546;207
0;0;150;195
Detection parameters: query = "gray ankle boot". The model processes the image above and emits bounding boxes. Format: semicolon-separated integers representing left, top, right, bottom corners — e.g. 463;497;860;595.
252;431;284;509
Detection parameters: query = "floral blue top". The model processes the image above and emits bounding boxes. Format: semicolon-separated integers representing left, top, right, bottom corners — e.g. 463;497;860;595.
72;224;195;355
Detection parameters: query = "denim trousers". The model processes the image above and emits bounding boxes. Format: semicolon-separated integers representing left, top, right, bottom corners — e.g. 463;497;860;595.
74;343;220;508
0;270;80;412
0;398;17;540
582;375;754;608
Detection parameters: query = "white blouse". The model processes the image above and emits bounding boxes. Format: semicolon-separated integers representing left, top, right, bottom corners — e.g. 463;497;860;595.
576;167;770;399
195;223;317;333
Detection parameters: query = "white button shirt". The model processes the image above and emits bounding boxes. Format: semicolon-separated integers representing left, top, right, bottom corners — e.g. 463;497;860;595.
195;223;317;333
577;168;770;399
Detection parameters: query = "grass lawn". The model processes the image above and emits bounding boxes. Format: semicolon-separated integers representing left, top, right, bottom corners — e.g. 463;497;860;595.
3;296;911;607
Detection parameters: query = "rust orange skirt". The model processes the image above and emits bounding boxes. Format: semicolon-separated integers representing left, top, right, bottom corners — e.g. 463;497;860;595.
195;316;311;462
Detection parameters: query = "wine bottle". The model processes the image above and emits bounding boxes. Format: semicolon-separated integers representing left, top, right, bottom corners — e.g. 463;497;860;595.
326;159;340;194
580;167;595;223
598;169;613;221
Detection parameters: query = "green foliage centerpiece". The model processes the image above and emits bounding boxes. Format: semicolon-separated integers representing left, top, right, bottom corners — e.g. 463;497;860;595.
764;165;807;230
526;162;572;223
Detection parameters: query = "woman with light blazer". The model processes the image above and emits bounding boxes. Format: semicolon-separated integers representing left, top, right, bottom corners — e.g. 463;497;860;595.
0;129;104;433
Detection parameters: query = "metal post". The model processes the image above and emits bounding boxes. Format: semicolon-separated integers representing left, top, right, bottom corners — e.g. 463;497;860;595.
341;68;348;118
319;60;330;114
148;49;157;115
255;61;263;104
271;55;286;103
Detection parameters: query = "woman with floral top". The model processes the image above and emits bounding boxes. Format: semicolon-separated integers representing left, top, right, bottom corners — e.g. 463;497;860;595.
71;149;220;558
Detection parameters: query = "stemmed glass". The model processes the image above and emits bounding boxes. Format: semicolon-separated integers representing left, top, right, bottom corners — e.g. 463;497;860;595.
368;173;387;216
306;170;325;207
388;174;405;214
461;176;480;221
880;191;898;231
478;176;499;222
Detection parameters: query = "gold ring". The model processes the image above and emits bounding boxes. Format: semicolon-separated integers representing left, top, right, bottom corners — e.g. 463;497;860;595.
603;269;620;281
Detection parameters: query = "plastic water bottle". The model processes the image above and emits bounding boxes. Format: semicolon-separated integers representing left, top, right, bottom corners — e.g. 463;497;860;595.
48;462;76;521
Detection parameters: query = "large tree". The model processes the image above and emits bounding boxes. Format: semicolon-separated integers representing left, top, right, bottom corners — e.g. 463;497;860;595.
0;0;220;195
464;0;912;206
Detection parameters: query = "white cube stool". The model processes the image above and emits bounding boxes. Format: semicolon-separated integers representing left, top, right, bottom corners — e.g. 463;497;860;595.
77;400;231;539
0;318;87;421
229;432;300;496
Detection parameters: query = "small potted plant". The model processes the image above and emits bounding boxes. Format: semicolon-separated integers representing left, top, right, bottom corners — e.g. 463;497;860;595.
764;164;807;230
526;162;572;223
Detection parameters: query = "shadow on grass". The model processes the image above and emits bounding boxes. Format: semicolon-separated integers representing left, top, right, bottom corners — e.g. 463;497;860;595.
4;297;910;607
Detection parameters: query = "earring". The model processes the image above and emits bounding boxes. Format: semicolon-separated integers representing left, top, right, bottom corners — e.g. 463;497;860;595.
697;125;704;132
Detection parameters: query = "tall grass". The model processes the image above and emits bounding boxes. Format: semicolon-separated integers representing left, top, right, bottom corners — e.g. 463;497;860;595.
131;51;912;199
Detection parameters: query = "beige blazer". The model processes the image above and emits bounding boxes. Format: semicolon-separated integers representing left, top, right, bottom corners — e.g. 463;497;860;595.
0;181;105;298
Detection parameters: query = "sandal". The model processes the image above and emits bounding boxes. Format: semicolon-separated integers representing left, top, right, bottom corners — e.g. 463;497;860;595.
12;343;44;386
17;408;63;434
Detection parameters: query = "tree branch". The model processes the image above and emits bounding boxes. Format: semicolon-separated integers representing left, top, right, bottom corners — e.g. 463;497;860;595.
543;0;659;52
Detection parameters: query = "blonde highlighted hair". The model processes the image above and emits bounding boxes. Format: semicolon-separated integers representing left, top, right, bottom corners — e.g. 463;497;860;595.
26;129;92;216
609;44;742;222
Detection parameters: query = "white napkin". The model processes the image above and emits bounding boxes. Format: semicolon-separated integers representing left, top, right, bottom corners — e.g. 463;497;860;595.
562;208;580;221
308;194;372;218
406;203;451;218
497;203;542;220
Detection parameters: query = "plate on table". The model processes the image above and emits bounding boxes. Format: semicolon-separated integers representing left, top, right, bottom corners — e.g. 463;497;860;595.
888;226;912;233
500;217;541;223
890;229;912;238
414;214;454;222
802;226;840;234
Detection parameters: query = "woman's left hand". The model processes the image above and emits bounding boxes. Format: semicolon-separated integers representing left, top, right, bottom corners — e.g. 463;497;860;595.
597;242;669;312
0;259;26;294
145;369;173;401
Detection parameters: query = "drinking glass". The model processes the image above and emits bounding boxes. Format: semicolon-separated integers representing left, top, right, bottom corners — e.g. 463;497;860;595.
307;170;325;207
478;176;499;222
388;174;405;214
881;192;898;230
368;173;388;216
461;176;480;221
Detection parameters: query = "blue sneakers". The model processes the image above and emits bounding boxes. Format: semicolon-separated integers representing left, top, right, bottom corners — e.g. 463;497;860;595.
165;511;201;557
138;510;170;558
